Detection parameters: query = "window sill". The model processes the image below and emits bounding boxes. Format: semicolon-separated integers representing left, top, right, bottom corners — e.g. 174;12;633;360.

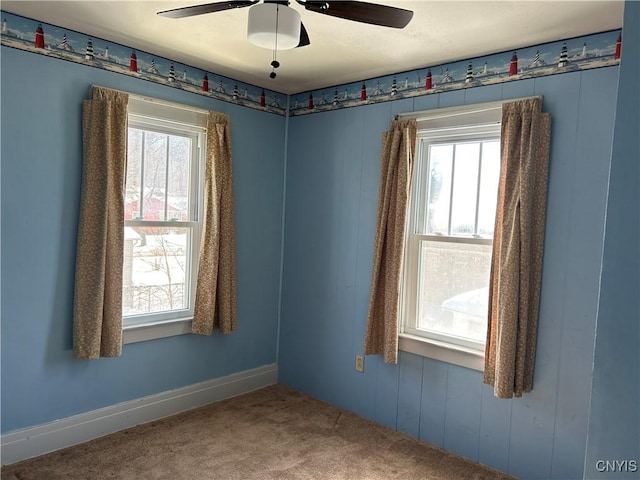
398;333;485;371
123;318;193;345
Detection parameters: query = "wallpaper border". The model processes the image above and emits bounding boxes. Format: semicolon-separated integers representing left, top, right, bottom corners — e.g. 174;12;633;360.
0;11;288;116
290;29;622;116
1;11;622;118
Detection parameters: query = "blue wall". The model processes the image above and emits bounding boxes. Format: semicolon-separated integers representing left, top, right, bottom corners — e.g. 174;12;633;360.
585;2;640;478
0;47;286;432
279;66;620;479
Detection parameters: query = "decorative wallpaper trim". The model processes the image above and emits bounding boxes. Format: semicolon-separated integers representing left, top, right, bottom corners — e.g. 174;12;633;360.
289;29;622;116
0;12;288;116
1;11;621;118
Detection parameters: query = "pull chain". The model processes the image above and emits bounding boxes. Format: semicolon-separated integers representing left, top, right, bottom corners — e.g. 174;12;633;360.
270;4;280;78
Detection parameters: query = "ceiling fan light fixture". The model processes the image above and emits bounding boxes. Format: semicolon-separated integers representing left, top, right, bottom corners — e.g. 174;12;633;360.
247;3;301;50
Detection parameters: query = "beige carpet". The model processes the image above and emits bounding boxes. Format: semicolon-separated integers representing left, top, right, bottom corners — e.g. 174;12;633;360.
1;385;514;480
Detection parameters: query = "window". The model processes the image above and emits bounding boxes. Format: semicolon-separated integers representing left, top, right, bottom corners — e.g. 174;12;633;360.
122;97;207;338
399;102;502;369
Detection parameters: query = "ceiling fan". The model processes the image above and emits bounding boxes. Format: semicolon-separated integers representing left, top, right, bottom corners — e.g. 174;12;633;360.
158;1;413;46
158;1;413;78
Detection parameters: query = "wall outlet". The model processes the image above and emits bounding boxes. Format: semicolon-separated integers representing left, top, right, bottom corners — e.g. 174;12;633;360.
355;354;364;373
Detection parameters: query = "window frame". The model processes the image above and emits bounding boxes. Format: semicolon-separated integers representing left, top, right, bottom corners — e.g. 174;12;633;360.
398;101;503;371
122;96;208;344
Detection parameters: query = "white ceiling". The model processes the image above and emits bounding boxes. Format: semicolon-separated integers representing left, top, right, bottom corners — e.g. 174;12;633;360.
2;1;624;94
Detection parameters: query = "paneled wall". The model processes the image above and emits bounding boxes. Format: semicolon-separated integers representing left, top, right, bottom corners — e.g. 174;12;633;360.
0;47;286;432
585;2;640;478
279;66;619;479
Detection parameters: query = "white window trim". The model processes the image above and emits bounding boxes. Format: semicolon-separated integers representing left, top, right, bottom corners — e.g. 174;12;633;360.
123;95;208;344
398;334;485;371
123;318;193;344
398;100;504;371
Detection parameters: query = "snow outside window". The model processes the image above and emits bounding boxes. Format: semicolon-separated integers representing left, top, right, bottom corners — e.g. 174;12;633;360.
123;99;206;330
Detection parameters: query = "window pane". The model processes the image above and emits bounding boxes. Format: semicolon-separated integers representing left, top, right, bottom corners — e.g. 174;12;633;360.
425;144;453;235
123;226;191;316
126;129;143;220
166;135;191;221
450;143;480;236
416;240;492;344
142;132;168;221
477;140;500;237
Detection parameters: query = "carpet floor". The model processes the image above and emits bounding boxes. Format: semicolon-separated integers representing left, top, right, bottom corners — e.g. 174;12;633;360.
1;384;514;480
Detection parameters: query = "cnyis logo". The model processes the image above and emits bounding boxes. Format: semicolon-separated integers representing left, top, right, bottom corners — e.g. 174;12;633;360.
595;460;638;473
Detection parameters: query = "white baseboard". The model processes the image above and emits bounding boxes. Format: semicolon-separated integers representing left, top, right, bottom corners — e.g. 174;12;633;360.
1;363;278;466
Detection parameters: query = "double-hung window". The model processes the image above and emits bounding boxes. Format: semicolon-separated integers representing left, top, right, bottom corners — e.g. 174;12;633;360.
122;97;206;341
399;102;502;370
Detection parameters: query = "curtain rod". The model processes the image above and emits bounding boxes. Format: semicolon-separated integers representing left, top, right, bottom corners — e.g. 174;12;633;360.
92;84;210;115
395;95;543;122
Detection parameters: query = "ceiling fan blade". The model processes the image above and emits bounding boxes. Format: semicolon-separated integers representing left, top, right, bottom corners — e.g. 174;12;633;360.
298;0;413;28
297;23;311;47
157;0;258;19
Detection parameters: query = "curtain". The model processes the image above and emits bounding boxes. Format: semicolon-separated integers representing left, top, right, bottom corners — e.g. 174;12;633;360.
73;86;129;359
484;97;551;398
192;112;238;335
364;118;417;364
